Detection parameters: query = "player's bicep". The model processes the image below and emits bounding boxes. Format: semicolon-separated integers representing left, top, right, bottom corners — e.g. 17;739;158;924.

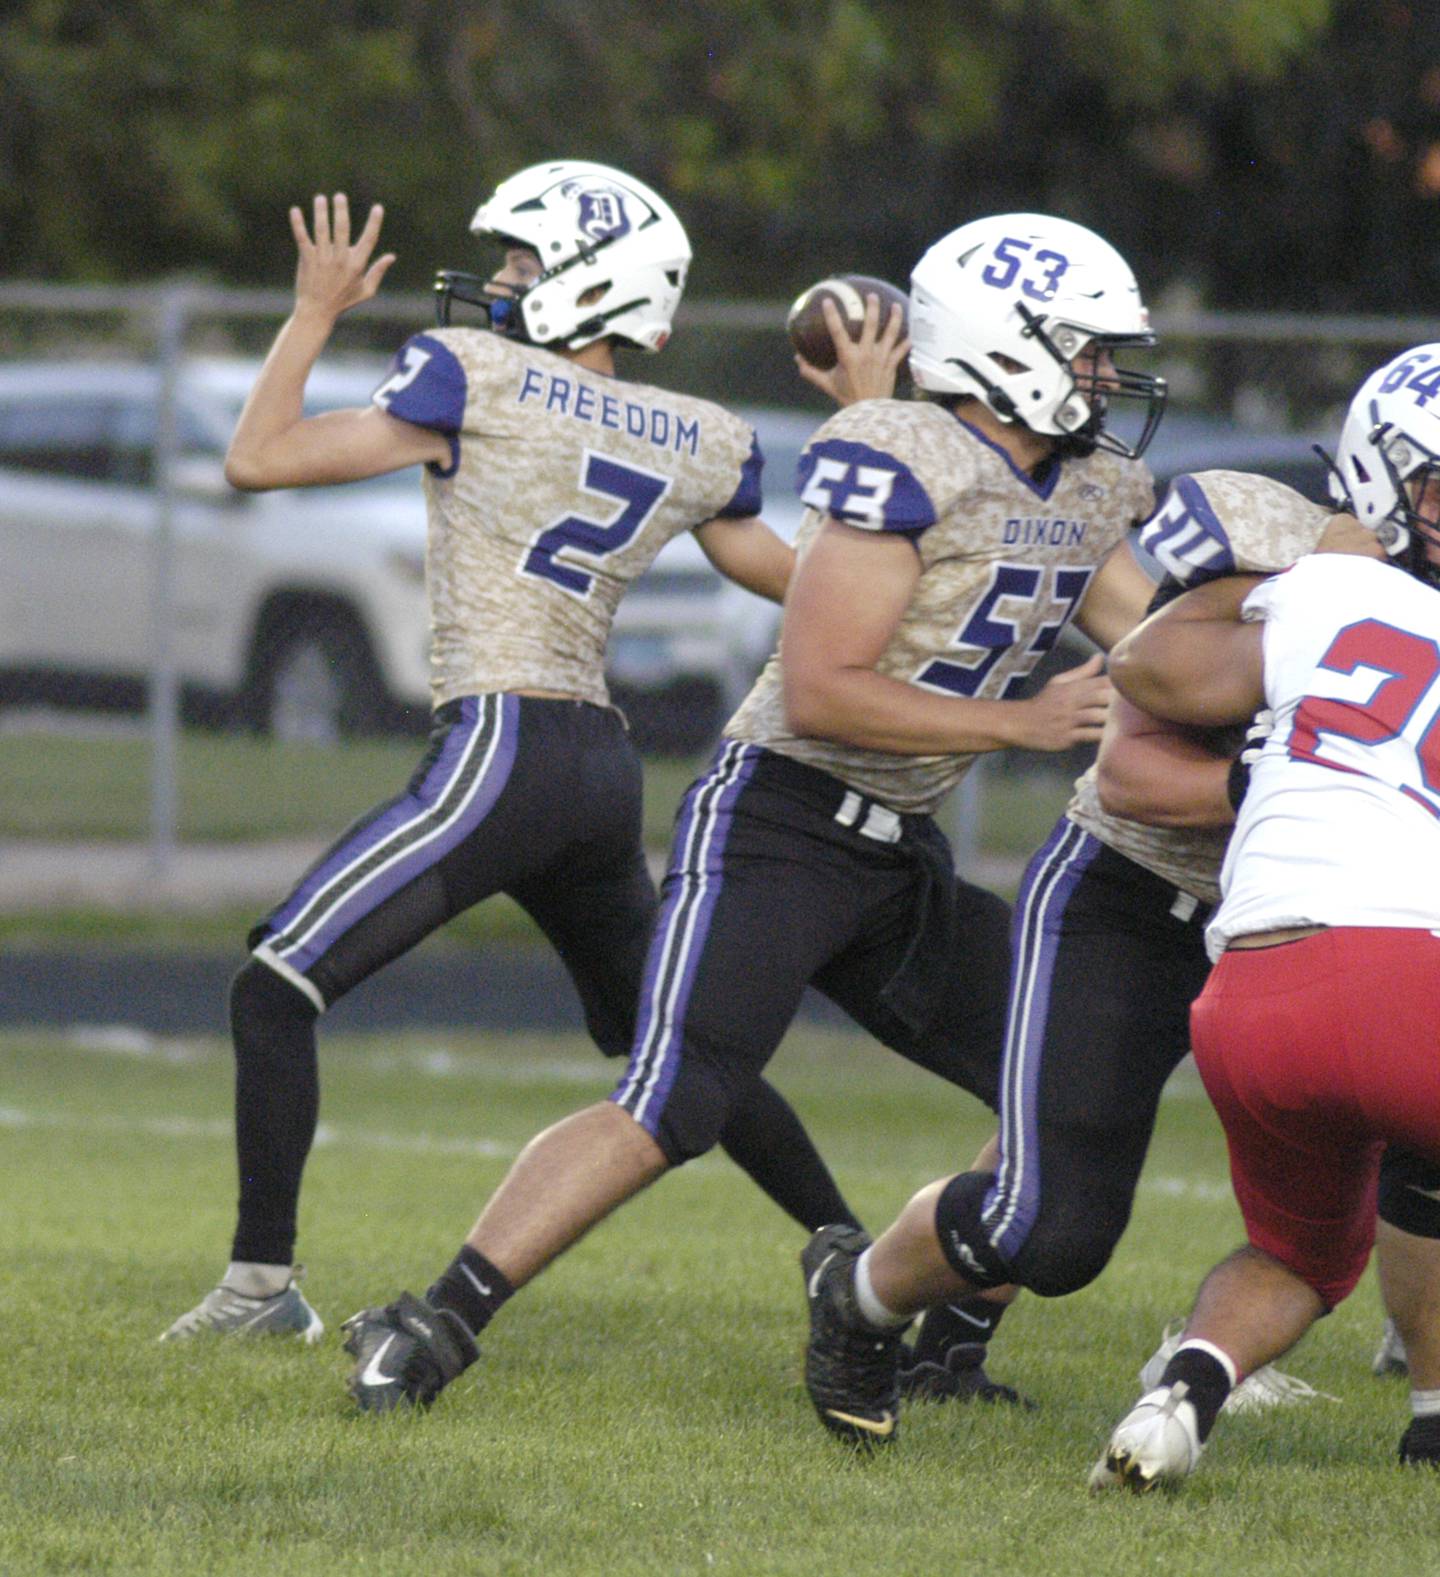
243;405;449;488
782;521;918;693
317;405;450;475
225;403;448;490
1073;540;1156;651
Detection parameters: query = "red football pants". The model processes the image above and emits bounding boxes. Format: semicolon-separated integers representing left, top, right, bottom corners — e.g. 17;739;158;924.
1190;926;1440;1307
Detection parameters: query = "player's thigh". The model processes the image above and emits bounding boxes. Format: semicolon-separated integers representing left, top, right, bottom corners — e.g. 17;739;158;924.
826;874;1012;1106
1015;842;1207;1131
1193;944;1381;1298
513;844;658;1058
251;696;530;1000
615;850;855;1158
1379;1144;1440;1237
647;849;854;1064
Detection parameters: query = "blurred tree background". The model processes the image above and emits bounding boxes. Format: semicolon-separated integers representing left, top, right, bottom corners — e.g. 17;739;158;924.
2;0;1439;312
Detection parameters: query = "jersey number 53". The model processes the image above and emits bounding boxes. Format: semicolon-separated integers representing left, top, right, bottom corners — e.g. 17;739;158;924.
918;563;1094;698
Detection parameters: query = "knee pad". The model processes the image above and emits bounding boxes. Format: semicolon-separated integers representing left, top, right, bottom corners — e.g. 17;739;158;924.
1009;1222;1121;1299
934;1172;1012;1290
937;1169;1128;1299
1379;1146;1440;1238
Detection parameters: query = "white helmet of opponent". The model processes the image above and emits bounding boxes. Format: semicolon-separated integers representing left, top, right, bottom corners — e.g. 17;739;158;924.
1330;344;1440;586
436;160;691;353
908;213;1166;458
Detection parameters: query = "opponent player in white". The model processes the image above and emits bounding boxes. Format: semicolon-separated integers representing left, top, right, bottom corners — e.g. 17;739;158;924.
162;162;873;1344
1091;344;1440;1488
340;213;1168;1421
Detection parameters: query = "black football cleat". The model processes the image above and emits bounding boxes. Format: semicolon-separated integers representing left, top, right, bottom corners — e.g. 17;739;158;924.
342;1291;477;1414
1399;1413;1440;1466
899;1341;1037;1408
801;1224;909;1448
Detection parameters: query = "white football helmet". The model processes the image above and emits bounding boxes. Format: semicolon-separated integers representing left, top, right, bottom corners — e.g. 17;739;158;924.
908;213;1165;459
435;160;691;353
1329;343;1440;587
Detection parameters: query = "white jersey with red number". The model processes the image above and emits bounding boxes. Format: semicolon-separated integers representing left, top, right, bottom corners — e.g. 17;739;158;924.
1207;553;1440;957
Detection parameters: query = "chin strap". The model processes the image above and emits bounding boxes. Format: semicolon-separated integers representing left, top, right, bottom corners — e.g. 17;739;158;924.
951;359;1018;420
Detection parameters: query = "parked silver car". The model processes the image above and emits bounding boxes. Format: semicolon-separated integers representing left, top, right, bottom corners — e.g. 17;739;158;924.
0;362;817;749
0;358;430;741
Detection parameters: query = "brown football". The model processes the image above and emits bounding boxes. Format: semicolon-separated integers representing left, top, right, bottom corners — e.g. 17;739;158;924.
785;274;909;371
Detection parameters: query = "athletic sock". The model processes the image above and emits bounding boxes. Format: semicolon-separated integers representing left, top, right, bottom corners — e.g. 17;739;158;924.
1411;1386;1440;1418
853;1248;912;1331
221;1260;293;1298
912;1295;1009;1365
1159;1341;1236;1443
425;1246;514;1339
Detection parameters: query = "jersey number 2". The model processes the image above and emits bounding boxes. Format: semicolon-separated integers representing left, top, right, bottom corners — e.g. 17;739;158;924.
523;452;671;596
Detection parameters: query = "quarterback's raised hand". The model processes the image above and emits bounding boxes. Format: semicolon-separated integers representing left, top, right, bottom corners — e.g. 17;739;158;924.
224;193;446;491
1009;653;1114;751
290;193;397;324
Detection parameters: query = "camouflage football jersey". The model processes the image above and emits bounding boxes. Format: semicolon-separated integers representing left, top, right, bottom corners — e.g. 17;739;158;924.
372;327;762;710
1067;469;1334;902
726;399;1155;814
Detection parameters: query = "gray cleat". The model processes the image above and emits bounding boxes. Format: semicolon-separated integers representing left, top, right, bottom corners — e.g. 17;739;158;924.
160;1274;324;1343
1374;1317;1409;1378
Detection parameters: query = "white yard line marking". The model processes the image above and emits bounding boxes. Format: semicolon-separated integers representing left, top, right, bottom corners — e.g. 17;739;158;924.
0;1105;515;1159
0;1100;1234;1198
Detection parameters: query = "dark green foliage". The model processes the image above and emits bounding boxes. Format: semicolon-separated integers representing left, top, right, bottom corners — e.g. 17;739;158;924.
0;0;1365;306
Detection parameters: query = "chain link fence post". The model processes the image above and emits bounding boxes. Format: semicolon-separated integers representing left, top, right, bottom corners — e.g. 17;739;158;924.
145;285;192;879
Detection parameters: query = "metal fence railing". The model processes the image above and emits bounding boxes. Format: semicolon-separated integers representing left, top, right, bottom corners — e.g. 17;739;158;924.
1;282;1434;890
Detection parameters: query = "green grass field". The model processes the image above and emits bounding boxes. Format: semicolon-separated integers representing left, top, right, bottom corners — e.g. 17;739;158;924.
0;732;708;849
0;731;1072;856
1;1026;1424;1575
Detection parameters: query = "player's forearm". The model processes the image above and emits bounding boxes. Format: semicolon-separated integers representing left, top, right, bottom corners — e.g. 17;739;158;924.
783;666;1029;755
224;304;337;490
1109;619;1263;726
696;516;796;603
742;535;796;604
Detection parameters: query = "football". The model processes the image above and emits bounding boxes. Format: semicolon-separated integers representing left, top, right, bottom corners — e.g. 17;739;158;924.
786;274;909;370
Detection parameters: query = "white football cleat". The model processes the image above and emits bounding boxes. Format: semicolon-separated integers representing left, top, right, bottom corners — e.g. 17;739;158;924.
1089;1382;1204;1492
160;1274;324;1344
1138;1320;1334;1413
1373;1318;1409;1378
